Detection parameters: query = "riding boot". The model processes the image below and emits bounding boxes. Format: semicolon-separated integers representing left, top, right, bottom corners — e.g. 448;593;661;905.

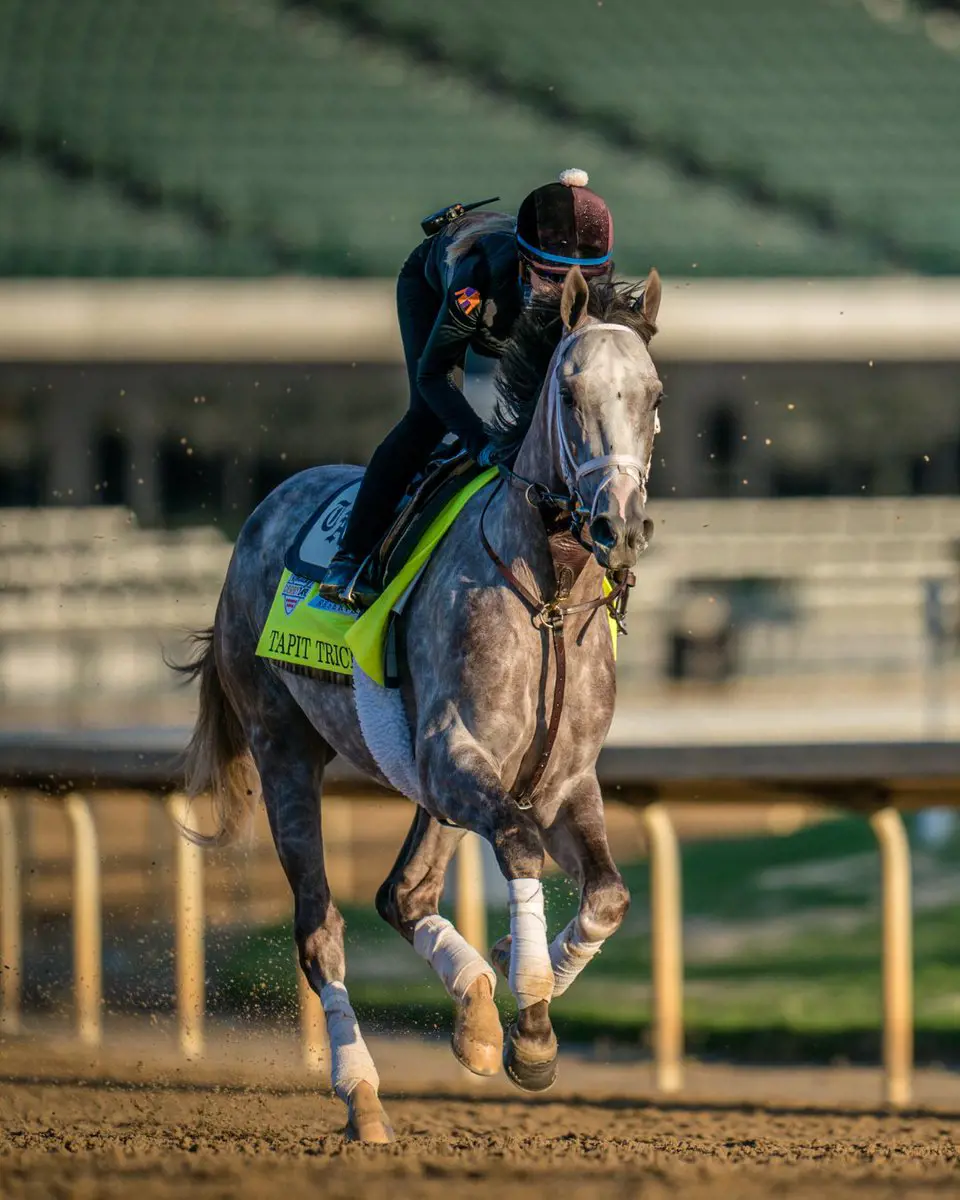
316;551;380;610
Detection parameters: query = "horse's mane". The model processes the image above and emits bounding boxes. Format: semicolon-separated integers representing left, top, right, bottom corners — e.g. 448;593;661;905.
488;278;658;461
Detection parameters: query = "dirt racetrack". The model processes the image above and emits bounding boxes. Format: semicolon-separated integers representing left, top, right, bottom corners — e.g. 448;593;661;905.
3;1022;959;1200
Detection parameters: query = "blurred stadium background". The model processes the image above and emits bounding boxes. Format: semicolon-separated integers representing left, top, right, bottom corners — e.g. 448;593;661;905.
2;0;960;1067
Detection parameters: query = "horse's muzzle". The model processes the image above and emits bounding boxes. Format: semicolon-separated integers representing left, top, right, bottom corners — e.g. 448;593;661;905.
588;512;654;570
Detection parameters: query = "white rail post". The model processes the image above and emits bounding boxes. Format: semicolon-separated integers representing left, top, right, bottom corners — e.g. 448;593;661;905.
0;793;22;1034
643;803;684;1093
455;832;487;955
167;795;205;1060
869;806;913;1108
296;951;328;1074
64;793;102;1047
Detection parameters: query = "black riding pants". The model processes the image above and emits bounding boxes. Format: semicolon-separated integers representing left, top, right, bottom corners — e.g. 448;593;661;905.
336;243;458;559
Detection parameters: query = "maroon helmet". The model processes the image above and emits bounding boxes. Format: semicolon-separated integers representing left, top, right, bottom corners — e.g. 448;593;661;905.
516;169;614;277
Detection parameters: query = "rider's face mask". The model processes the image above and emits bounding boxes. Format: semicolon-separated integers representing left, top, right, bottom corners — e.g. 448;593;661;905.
520;265;553;309
519;263;533;308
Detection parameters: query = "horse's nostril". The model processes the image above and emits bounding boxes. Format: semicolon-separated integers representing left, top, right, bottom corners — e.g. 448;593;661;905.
590;514;623;550
642;517;654;543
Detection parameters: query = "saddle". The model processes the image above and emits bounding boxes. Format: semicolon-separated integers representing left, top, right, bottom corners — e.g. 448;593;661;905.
284;446;486;597
369;449;485;592
266;449;495;689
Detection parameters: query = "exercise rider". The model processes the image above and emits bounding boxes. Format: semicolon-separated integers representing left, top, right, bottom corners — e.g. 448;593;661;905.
317;168;615;608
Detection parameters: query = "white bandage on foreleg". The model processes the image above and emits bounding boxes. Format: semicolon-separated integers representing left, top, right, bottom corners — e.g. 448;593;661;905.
412;915;497;1003
549;917;605;997
508;878;554;1009
320;981;380;1102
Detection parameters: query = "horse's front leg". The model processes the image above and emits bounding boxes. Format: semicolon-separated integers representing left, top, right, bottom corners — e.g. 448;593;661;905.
542;774;631;996
375;806;502;1076
422;741;559;1092
492;774;629;1003
501;866;558;1092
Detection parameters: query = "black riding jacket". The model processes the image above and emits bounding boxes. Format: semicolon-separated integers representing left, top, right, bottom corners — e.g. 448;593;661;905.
415;211;522;454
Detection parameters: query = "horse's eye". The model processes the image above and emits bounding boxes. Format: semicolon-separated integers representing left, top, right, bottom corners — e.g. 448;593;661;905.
558;384;574;407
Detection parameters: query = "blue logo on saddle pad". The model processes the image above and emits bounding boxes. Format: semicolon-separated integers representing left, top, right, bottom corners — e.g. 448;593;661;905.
281;574;313;616
307;592;356;619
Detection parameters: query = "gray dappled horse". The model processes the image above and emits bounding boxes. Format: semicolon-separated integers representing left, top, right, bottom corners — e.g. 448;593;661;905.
177;266;663;1142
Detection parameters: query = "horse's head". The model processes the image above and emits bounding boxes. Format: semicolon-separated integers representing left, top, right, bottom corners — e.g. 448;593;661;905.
550;265;662;571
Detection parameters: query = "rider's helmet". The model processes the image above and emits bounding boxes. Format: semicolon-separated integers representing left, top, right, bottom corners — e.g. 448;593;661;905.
516;169;614;279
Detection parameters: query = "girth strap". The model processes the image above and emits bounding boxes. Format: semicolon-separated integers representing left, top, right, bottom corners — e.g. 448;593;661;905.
479;481;631;808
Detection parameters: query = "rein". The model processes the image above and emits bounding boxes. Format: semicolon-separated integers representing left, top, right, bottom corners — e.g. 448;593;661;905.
478;319;650;807
479;479;632;809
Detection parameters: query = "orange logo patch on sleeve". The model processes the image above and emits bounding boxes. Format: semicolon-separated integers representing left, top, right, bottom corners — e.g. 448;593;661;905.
454;287;481;317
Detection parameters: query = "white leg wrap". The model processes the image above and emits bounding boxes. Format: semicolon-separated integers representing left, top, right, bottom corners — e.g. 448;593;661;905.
508;878;554;1009
549;917;605;998
320;981;380;1102
412;915;497;1004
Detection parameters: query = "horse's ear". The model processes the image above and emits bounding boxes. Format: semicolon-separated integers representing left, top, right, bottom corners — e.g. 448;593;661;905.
560;265;590;332
637;268;661;326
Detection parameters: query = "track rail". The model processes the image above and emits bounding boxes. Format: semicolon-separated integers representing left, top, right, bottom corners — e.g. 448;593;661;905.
2;729;959;1105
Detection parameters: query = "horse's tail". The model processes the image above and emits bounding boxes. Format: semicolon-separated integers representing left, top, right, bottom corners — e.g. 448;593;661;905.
169;627;257;848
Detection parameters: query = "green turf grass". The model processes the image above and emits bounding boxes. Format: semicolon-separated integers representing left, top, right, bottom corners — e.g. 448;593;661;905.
213;814;960;1065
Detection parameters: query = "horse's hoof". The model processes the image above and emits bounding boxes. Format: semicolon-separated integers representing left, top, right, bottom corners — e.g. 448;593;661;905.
503;1022;558;1094
451;974;503;1076
344;1080;395;1143
490;934;511;983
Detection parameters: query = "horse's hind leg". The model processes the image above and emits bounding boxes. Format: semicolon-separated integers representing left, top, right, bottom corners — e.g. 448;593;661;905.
245;690;393;1143
376;807;502;1075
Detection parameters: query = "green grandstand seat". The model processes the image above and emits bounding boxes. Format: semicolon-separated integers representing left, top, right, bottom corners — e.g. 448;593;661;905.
0;0;915;277
0;153;270;276
340;0;960;274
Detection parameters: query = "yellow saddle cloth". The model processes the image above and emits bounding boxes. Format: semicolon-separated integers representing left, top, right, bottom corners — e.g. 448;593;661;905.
256;468;498;686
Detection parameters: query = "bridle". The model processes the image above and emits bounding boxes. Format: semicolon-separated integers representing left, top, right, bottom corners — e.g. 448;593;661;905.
548;321;652;528
479;320;651;807
504;321;654;536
